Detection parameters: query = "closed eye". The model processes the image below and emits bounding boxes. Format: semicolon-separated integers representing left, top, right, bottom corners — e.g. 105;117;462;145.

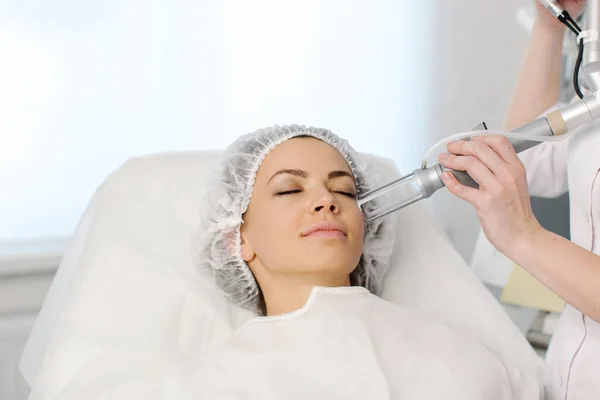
334;191;356;198
275;190;356;198
275;190;301;196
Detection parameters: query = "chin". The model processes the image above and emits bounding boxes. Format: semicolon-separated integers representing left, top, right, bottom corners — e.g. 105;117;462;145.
302;255;358;275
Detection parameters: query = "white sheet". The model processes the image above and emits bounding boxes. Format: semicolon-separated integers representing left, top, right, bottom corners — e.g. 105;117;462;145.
20;152;544;399
189;287;541;400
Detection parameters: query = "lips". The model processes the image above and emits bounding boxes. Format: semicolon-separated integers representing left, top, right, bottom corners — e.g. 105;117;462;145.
301;221;347;237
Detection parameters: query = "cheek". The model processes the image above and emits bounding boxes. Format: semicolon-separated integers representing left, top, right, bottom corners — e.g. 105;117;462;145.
347;204;365;239
246;204;300;255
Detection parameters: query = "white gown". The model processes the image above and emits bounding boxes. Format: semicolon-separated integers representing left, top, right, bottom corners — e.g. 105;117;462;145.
190;286;540;399
519;107;600;400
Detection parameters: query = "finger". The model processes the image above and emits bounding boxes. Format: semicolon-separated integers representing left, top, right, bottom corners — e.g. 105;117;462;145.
438;152;499;190
441;170;481;206
471;135;521;165
447;139;511;178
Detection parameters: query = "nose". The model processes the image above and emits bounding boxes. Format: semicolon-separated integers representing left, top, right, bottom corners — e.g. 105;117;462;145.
311;189;339;215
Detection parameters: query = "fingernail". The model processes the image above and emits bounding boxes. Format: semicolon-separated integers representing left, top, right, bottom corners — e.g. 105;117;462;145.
442;171;453;181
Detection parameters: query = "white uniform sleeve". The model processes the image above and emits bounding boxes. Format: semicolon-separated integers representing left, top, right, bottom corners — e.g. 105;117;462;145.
517;102;570;198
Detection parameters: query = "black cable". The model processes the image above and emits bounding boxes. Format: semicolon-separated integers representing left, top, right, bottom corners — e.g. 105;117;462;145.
558;12;581;34
567;14;582;33
574;37;585;98
558;12;584;98
567;14;584;98
567;21;581;35
568;16;581;35
562;19;579;35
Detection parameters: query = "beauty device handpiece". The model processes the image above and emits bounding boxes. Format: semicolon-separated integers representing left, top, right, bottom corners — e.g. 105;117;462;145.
358;95;600;222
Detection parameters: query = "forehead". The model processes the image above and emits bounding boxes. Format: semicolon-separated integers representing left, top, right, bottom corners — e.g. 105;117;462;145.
257;137;353;178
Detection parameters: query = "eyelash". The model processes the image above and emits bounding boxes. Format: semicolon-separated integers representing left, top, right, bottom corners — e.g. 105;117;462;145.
276;190;356;199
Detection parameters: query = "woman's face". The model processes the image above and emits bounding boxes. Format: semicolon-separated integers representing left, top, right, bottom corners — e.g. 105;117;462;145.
240;137;364;283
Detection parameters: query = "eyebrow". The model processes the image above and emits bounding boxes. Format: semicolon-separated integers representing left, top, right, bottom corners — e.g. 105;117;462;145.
266;169;354;185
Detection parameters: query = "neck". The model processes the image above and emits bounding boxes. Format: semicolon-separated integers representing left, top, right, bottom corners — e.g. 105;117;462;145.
259;273;351;316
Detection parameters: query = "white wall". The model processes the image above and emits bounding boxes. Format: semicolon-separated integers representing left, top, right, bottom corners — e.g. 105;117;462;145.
1;0;534;264
425;0;530;262
0;0;432;244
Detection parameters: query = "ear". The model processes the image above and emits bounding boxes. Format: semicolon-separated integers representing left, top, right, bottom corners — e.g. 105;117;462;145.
239;227;255;262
